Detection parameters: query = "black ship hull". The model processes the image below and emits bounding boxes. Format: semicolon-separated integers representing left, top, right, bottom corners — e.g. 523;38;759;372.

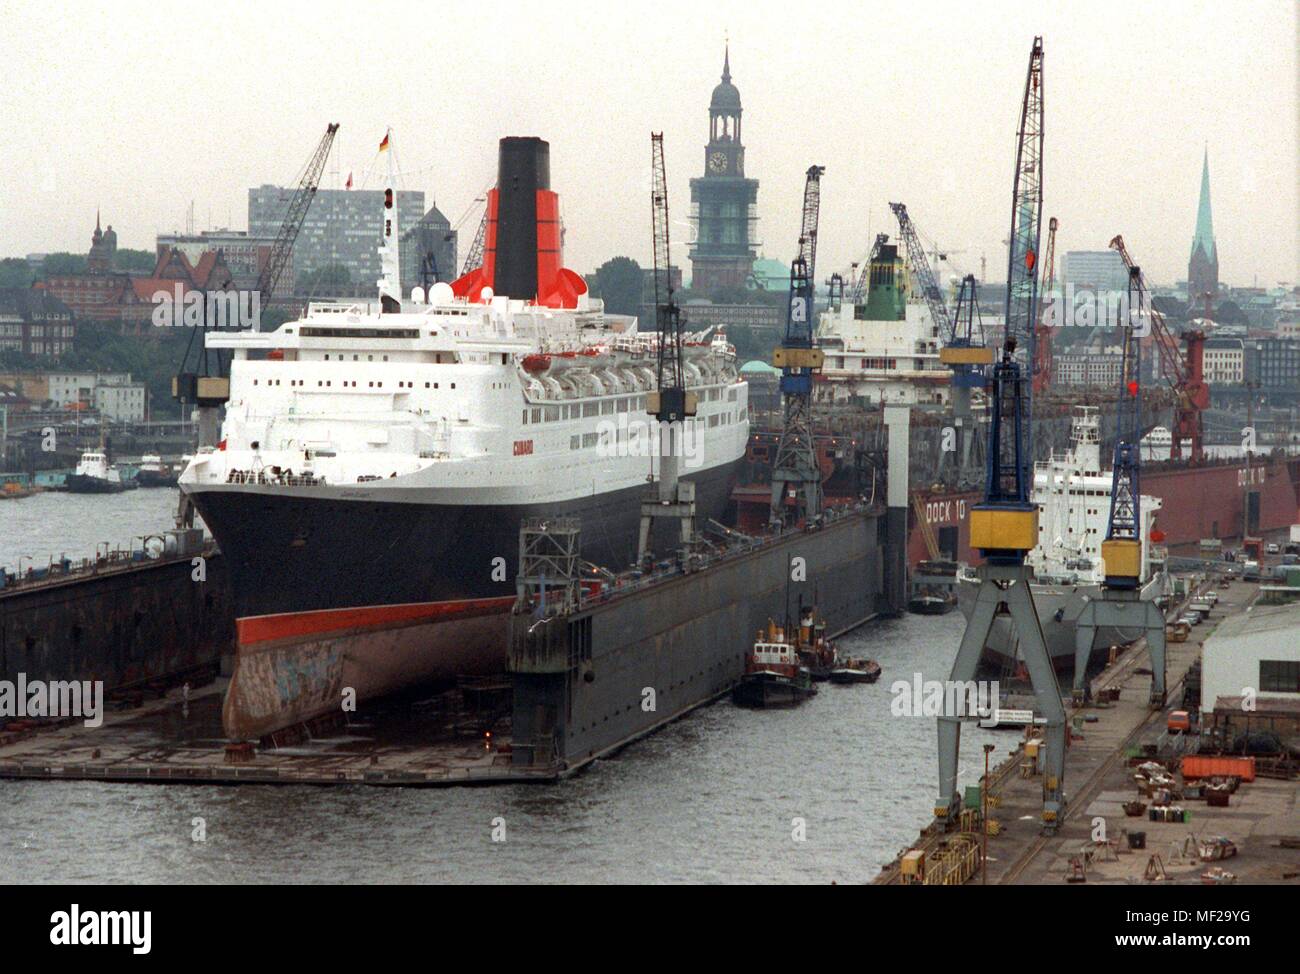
65;474;130;494
184;460;742;739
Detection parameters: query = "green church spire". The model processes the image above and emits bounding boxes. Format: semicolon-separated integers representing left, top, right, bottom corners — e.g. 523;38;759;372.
1191;147;1216;263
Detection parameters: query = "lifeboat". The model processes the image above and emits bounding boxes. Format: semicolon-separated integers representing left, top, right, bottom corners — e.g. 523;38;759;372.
521;353;551;375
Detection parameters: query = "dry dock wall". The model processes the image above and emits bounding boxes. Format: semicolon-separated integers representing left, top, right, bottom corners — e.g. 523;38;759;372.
0;553;234;692
511;510;884;768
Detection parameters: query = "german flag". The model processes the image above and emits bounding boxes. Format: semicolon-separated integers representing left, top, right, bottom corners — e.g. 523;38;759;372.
378;132;390;152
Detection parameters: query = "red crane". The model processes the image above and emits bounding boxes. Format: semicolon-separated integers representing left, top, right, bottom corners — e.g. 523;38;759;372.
1109;235;1208;461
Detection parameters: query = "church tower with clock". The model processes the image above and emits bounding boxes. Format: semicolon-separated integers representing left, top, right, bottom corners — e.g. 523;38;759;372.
689;45;759;293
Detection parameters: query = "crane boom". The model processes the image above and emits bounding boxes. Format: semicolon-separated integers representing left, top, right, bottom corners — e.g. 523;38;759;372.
1108;234;1207;461
849;233;888;305
650;132;686;417
890;202;953;340
255;123;340;304
1033;216;1058;394
461;207;489;277
637;133;696;566
986;35;1043;510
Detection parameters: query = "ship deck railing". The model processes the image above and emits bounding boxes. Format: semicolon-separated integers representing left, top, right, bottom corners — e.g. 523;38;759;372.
1;540;221;593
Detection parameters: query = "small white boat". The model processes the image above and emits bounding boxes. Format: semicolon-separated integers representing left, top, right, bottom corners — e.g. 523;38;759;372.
65;450;133;494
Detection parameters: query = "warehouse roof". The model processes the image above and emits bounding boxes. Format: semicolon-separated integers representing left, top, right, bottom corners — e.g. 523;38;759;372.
1208;600;1300;642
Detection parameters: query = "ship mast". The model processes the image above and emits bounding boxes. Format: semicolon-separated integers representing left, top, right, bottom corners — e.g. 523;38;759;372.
377;128;402;313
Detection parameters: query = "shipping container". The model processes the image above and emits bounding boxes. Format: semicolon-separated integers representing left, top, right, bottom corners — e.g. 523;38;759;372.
1181;755;1256;783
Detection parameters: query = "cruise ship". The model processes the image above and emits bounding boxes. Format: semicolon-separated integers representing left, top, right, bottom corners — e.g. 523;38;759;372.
179;136;749;740
957;406;1167;672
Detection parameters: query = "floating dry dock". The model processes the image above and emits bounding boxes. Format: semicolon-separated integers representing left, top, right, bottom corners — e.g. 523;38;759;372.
0;506;889;787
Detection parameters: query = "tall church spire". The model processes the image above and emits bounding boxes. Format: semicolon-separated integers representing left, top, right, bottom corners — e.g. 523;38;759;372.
1191;146;1215;262
1187;146;1219;302
722;42;731;84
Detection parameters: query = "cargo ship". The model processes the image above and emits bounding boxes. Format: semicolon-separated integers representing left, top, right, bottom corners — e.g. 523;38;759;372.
179;136;749;740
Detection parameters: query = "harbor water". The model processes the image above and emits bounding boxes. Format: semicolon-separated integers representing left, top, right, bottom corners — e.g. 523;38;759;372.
0;490;1005;884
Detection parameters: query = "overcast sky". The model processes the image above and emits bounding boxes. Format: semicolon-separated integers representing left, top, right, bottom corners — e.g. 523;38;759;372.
2;0;1296;288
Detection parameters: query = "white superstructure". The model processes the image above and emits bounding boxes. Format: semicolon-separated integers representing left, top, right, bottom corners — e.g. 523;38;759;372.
814;300;950;406
73;450;123;485
1028;406;1161;584
180;285;748;505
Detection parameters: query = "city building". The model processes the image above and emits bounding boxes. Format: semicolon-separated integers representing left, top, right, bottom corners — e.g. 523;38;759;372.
46;371;146;421
42;215;234;333
678;299;782;337
1187;148;1219;305
749;256;788;292
1246;337;1300;394
87;212;118;273
1202;336;1244;385
248;185;425;294
155;229;285;296
688;46;760;292
400;205;458;294
1050;348;1124;388
0;287;75;357
1060;250;1128;295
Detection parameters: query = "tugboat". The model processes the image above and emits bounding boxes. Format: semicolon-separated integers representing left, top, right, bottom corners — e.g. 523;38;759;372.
134;455;178;487
65;449;133;494
732;620;817;708
794;605;837;681
829;657;882;684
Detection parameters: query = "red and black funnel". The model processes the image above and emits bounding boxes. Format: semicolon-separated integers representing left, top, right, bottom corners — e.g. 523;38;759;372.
452;136;587;308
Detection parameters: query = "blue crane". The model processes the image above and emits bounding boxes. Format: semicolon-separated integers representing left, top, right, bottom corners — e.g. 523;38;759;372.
769;165;826;526
937;38;1067;835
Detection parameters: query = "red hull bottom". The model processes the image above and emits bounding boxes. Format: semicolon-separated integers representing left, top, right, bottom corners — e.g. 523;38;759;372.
223;598;514;740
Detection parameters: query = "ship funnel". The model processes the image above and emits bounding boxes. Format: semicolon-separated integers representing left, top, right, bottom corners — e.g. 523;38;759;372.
493;137;549;301
451;136;587;308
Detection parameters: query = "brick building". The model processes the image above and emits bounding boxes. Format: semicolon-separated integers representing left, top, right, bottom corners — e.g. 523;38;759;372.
0;287;75;357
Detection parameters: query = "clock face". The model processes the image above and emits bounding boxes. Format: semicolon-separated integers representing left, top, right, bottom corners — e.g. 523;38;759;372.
708;151;729;174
